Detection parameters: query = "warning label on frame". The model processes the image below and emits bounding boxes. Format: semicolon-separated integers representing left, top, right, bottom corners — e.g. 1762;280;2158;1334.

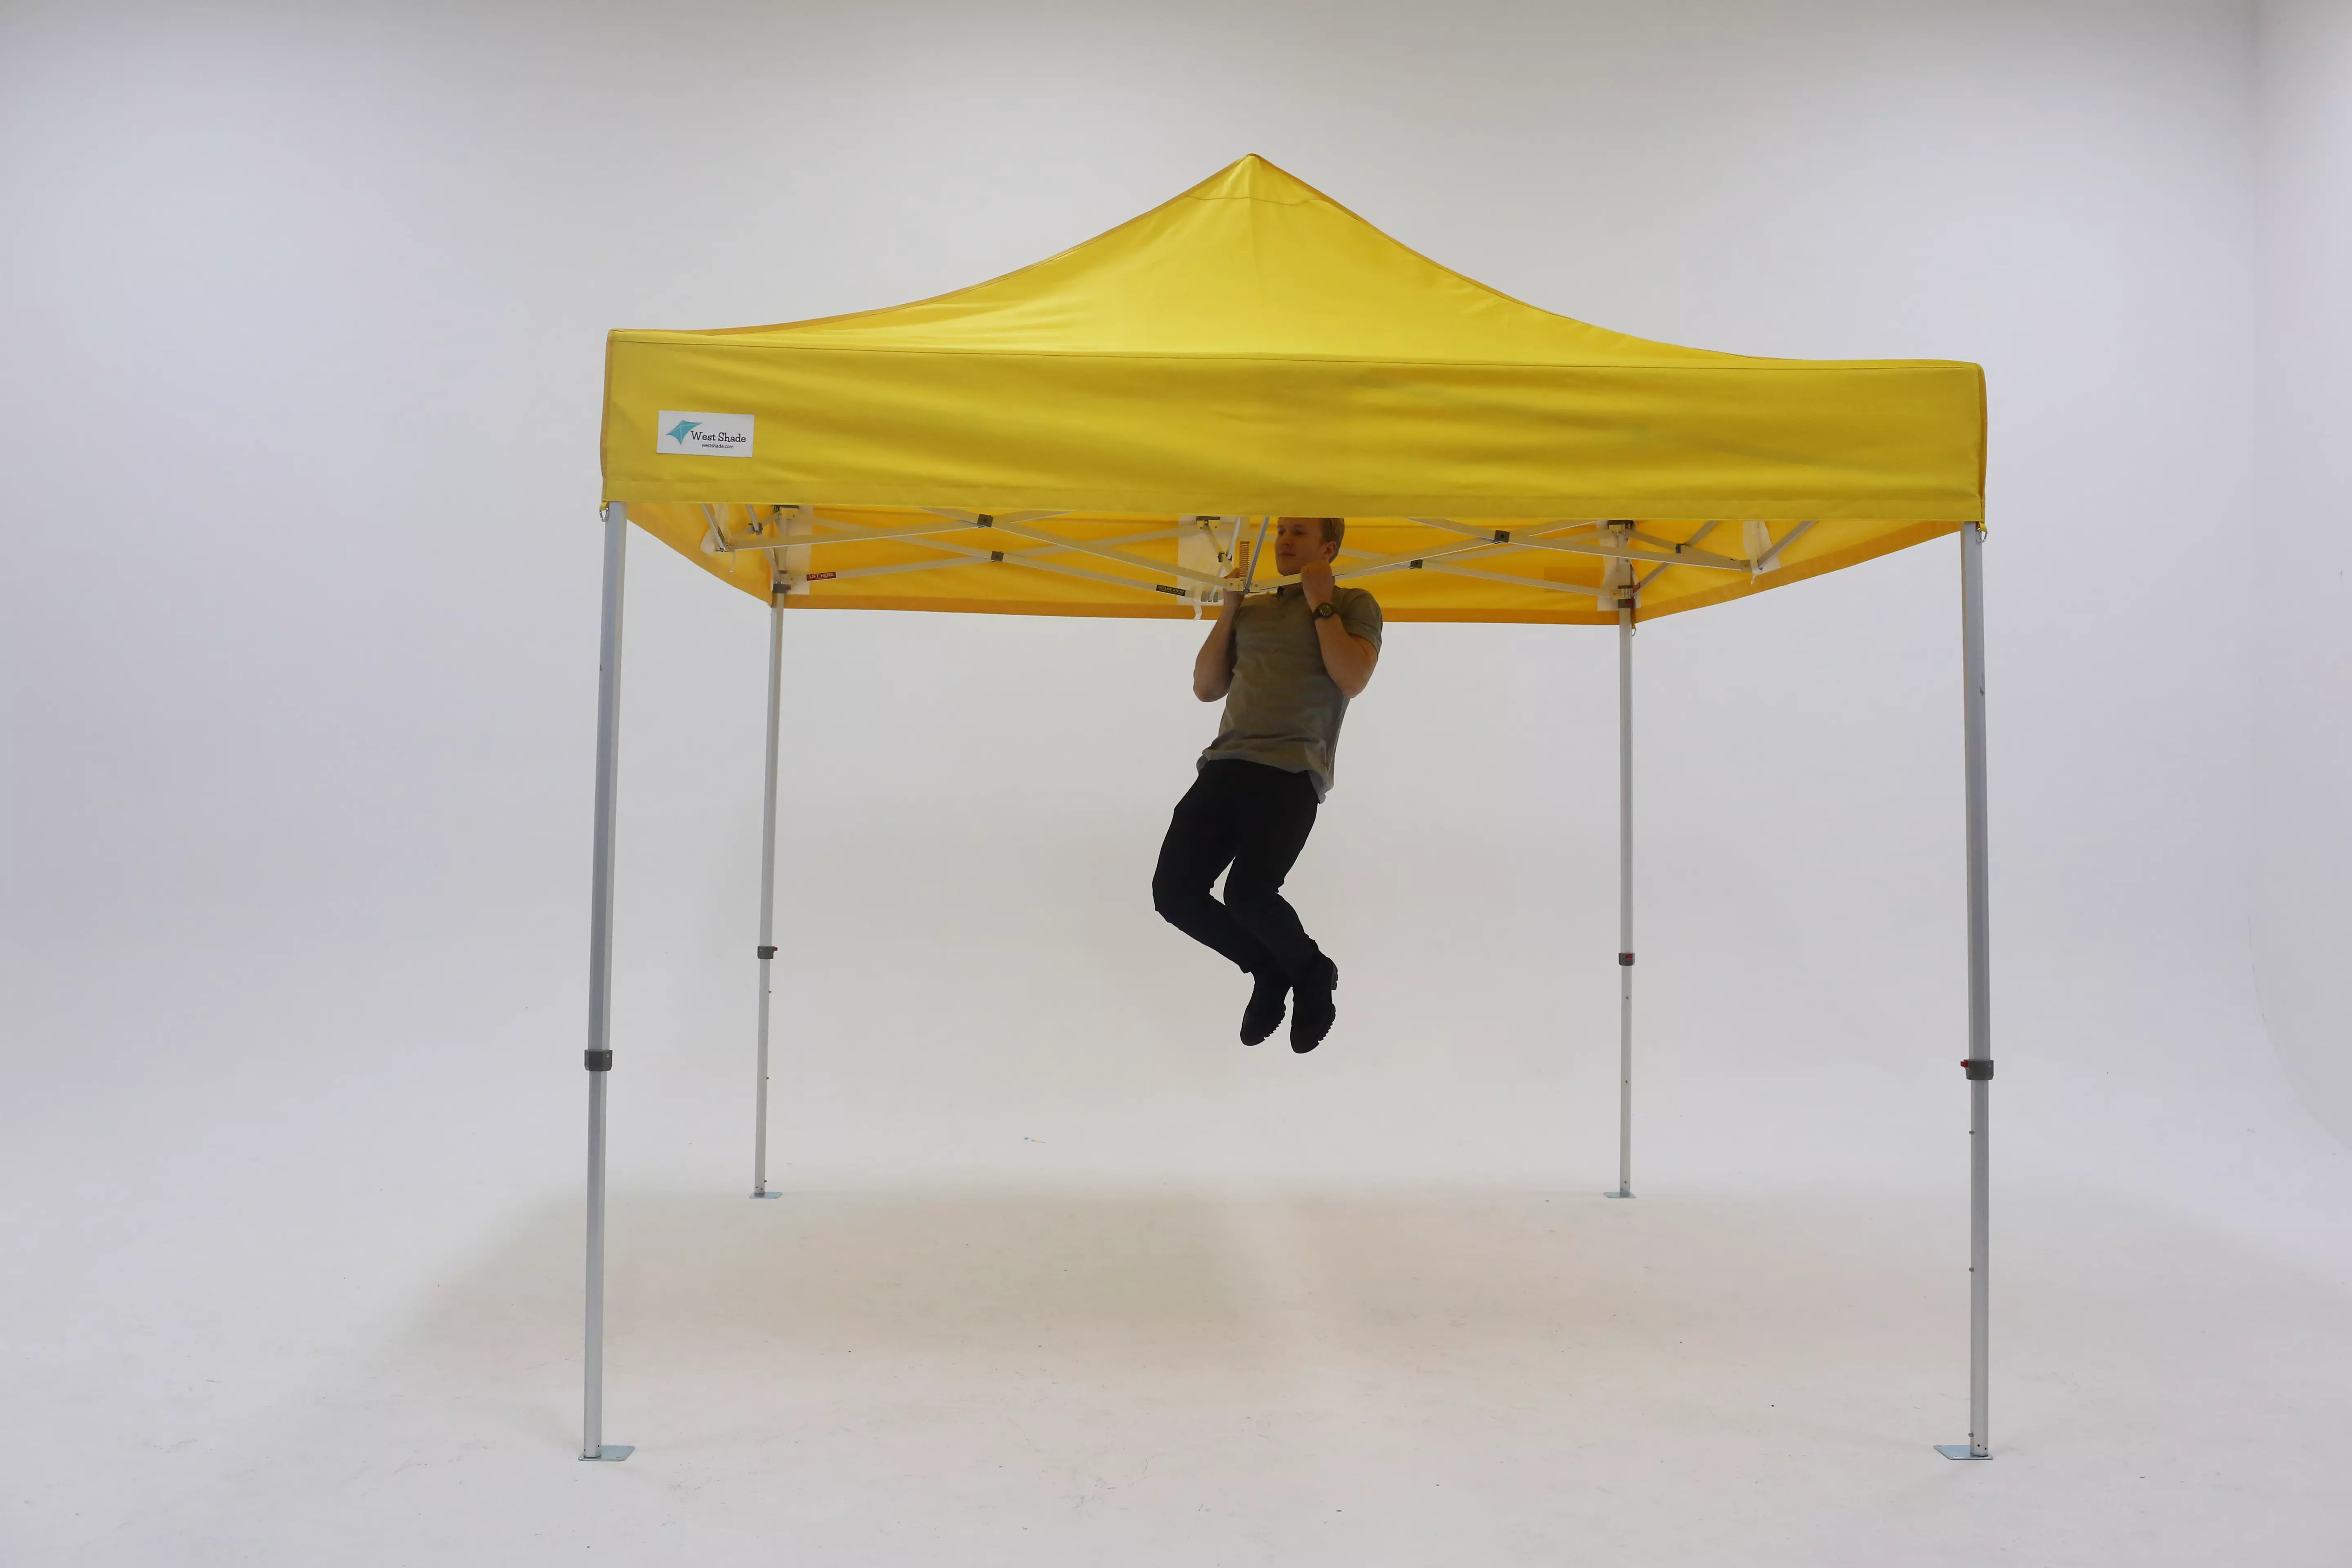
655;411;755;457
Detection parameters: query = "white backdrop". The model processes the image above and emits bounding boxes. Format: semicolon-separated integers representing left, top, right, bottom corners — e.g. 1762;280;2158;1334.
4;3;2350;1562
2253;0;2352;1145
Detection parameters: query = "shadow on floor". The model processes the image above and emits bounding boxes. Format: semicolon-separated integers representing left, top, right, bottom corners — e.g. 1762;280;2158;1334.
405;1184;1984;1379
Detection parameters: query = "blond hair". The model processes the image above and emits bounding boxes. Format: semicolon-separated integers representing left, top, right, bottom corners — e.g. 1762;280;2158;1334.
1282;516;1345;547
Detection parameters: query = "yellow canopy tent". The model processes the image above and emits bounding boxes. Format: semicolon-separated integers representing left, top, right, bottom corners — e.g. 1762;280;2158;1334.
600;154;1983;624
576;156;1995;1466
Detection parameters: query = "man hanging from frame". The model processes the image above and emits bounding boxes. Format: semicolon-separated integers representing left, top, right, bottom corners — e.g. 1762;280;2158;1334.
1152;517;1383;1053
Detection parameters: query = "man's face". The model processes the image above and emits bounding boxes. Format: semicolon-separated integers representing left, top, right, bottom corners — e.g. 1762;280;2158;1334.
1271;517;1337;576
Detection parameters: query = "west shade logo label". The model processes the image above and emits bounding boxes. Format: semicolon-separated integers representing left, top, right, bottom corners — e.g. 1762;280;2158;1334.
655;411;755;457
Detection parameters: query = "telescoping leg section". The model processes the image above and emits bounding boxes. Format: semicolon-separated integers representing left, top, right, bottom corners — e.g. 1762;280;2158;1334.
581;502;633;1463
1606;588;1635;1199
1937;520;1994;1462
751;573;786;1199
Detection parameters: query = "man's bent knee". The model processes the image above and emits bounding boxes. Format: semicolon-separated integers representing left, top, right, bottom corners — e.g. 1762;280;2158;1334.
1223;881;1287;924
1152;874;1207;920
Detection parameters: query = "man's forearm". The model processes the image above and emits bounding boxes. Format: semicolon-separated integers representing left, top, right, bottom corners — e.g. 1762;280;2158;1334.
1192;605;1240;701
1313;618;1376;698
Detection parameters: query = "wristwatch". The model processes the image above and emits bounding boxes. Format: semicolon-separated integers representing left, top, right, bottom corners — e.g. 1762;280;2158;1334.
1312;599;1339;620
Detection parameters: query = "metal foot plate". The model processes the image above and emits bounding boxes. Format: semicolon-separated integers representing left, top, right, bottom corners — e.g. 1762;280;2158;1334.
581;1445;634;1462
751;1190;782;1200
1604;1190;1635;1199
1935;1444;1989;1461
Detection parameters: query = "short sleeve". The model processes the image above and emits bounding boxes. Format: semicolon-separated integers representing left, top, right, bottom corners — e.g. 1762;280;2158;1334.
1338;588;1383;649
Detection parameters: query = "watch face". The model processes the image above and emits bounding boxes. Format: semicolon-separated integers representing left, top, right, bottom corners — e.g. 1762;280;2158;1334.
1315;601;1337;618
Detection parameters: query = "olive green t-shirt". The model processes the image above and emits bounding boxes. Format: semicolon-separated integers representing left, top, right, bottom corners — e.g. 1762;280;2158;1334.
1199;583;1384;799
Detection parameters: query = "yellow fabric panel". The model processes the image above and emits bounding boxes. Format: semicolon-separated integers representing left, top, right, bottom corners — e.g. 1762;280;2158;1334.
601;156;1986;621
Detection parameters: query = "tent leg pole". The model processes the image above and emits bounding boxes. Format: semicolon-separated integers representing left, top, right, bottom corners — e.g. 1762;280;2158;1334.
581;502;632;1463
751;577;786;1199
1607;595;1635;1199
1939;521;1993;1462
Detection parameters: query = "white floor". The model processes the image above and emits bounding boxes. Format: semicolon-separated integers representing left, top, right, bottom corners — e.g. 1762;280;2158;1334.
15;1171;2352;1565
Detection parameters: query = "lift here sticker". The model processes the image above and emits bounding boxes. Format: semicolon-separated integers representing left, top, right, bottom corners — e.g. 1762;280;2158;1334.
655;411;755;457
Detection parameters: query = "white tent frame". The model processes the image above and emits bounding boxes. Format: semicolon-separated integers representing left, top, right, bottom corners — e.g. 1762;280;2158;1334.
575;501;1995;1465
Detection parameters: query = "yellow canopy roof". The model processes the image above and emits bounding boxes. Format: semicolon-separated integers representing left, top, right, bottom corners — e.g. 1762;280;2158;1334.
600;155;1984;624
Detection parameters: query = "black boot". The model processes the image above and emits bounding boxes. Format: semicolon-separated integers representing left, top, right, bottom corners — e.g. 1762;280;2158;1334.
1289;956;1338;1053
1240;967;1289;1046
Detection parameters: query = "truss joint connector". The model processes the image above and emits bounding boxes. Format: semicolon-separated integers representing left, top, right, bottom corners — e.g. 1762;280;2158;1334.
585;1049;613;1072
1961;1058;1994;1080
757;945;777;960
1618;952;1635;966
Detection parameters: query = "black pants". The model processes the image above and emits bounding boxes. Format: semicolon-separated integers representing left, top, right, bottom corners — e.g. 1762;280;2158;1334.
1151;760;1325;981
